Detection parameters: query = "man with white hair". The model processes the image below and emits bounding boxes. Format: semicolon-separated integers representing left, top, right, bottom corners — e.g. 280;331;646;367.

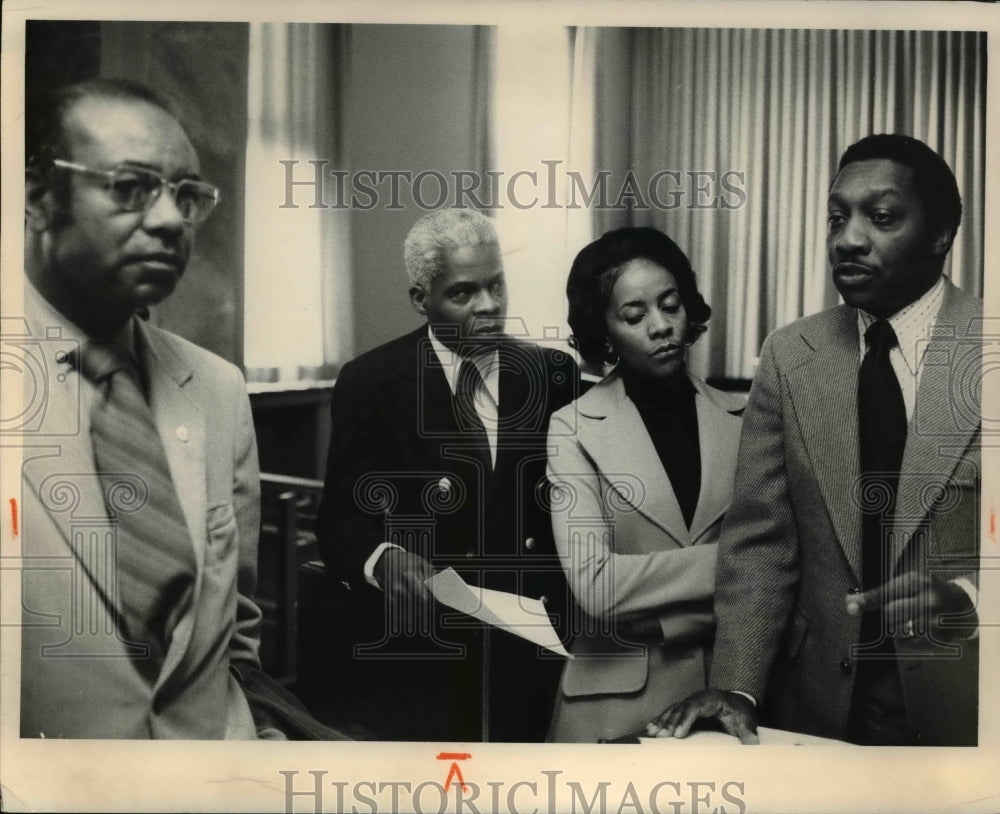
316;209;578;741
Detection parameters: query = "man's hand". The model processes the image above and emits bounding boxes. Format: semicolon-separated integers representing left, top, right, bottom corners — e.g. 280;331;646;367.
645;689;759;744
845;570;976;641
373;548;435;618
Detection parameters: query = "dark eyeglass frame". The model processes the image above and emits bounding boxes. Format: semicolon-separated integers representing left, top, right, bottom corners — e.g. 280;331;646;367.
51;158;220;225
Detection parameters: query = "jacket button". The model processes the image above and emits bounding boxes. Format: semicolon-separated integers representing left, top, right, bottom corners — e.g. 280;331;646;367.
840;658;853;673
524;537;535;550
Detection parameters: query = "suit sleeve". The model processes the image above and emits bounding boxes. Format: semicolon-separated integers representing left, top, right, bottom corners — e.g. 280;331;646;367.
709;335;800;700
546;409;718;623
229;366;264;670
316;360;390;586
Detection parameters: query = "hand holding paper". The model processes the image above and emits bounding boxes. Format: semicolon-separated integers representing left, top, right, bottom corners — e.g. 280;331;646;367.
426;568;571;657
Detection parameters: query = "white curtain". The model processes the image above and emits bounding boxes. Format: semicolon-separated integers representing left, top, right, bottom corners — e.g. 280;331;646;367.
492;25;596;345
601;28;986;380
244;23;353;378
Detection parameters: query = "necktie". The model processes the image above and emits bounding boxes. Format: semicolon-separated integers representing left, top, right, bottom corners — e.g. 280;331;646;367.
454;359;493;474
849;319;911;742
857;319;908;593
80;341;196;680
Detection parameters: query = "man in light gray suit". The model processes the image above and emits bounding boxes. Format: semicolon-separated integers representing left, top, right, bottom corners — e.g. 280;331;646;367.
18;78;272;739
649;134;981;746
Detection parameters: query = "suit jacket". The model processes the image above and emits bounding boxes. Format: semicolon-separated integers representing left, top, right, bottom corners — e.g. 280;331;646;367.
315;326;578;740
19;302;264;739
318;326;578;597
545;371;744;741
710;278;981;745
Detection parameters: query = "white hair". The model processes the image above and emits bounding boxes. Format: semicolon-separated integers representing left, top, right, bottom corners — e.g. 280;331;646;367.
403;210;498;290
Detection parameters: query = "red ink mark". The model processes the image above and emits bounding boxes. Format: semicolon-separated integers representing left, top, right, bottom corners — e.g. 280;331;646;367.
990;505;996;541
436;752;471;792
9;498;17;537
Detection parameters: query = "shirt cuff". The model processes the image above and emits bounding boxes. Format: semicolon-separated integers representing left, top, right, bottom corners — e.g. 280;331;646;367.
363;542;404;589
732;690;757;706
951;577;979;640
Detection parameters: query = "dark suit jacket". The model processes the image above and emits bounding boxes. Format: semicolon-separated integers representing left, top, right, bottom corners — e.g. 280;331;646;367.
316;326;578;740
710;278;981;745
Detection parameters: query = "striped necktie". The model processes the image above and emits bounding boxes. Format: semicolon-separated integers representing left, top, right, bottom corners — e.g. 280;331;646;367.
454;358;494;474
80;340;196;681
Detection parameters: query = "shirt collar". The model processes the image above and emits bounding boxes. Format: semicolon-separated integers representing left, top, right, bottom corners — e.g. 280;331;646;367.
25;277;139;362
427;325;500;402
856;275;944;376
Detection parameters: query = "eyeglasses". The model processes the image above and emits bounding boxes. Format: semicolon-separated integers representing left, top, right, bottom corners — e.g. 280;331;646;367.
51;159;220;225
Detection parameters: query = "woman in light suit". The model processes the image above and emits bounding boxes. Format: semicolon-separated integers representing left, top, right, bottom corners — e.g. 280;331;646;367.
546;227;745;742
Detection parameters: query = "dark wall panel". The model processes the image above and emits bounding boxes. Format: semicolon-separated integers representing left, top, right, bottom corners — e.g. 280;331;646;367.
100;22;249;365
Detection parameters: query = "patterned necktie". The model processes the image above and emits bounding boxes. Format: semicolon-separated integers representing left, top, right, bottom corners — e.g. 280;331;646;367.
858;319;908;593
454;358;494;474
80;340;196;680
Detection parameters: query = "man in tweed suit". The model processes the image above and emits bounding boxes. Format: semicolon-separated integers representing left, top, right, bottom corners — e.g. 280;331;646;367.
649;134;981;746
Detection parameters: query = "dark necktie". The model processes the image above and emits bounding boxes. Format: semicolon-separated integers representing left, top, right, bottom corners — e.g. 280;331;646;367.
849;319;911;743
80;341;196;680
857;319;908;593
454;359;493;474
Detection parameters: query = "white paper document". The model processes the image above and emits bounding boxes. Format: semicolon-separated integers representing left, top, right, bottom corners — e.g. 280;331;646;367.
426;567;572;657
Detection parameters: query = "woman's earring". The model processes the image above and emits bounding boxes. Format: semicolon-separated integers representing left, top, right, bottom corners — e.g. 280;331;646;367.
603;340;620;366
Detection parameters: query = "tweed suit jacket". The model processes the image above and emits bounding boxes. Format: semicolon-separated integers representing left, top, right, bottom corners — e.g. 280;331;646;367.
710;278;981;745
18;291;264;739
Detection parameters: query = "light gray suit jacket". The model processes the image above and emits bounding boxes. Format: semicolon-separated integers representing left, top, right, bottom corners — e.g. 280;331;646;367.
18;298;263;739
711;278;981;745
546;371;744;740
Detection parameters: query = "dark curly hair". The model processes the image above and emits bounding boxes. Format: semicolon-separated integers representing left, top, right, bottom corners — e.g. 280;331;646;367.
566;227;711;366
837;134;962;242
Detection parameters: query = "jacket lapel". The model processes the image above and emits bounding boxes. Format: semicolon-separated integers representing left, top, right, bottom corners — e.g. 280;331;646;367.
576;373;688;544
135;321;205;686
18;296;118;608
398;327;457;455
489;342;542;499
892;280;982;564
784;307;864;580
687;379;745;543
